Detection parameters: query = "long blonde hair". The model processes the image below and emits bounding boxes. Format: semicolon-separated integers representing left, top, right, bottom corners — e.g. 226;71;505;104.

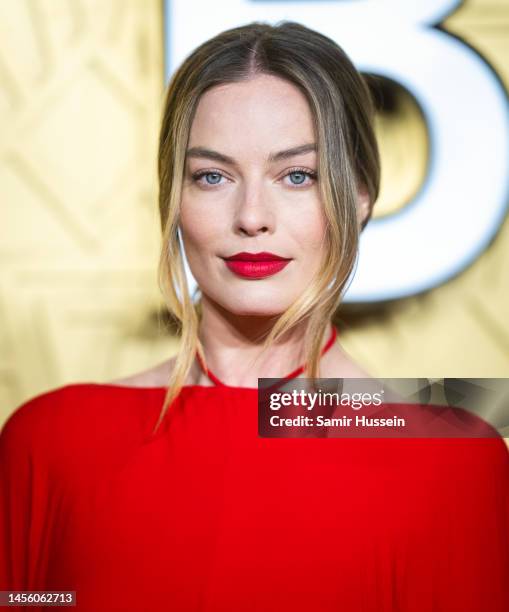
153;21;380;434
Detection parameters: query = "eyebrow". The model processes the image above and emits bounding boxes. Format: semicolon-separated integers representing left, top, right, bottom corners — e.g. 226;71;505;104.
185;143;317;165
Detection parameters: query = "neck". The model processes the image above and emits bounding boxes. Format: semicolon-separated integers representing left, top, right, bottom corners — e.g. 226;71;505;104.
193;294;330;388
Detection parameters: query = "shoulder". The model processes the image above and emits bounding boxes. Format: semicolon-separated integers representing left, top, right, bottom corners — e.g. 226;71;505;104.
402;409;509;494
1;382;128;430
0;383;153;469
320;342;374;379
1;384;78;446
0;384;84;477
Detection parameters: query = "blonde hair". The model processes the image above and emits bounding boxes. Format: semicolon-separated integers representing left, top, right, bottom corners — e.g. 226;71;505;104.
153;21;380;434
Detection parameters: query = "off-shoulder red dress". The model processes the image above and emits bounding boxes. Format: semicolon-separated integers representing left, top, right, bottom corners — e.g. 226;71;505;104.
1;327;509;611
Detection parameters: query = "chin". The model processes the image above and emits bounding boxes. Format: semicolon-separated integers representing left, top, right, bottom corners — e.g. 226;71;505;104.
200;282;298;316
223;301;287;317
232;307;285;318
205;292;286;318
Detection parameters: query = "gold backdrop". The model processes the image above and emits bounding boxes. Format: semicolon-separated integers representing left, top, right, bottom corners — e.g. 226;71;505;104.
1;0;508;429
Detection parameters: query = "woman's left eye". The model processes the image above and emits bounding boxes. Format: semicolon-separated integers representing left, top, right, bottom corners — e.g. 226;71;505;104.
282;169;317;187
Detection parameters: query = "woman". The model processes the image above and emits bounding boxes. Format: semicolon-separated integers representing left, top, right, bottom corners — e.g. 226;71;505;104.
1;20;508;612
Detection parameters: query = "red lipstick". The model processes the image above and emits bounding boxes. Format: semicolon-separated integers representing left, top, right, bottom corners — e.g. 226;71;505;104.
223;252;292;279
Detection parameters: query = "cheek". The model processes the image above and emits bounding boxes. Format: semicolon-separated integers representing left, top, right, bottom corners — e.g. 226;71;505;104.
288;206;327;254
179;197;224;248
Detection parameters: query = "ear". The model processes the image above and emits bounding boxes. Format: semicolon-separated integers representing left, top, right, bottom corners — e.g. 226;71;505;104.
356;184;371;228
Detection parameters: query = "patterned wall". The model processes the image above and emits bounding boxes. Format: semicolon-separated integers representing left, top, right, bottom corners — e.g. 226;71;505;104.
1;0;508;430
0;0;176;424
334;0;509;380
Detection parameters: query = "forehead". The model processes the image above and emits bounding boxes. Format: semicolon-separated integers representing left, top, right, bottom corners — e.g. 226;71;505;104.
188;74;316;156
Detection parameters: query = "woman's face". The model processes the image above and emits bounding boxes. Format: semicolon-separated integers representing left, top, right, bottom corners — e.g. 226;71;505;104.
179;73;328;317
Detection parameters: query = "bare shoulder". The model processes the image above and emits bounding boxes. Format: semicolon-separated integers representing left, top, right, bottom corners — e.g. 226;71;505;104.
109;357;176;388
321;343;374;379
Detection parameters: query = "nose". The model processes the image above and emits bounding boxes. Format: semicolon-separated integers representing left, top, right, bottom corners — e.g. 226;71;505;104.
234;181;274;236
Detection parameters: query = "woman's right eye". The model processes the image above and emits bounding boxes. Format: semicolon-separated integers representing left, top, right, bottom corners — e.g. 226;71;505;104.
191;171;227;187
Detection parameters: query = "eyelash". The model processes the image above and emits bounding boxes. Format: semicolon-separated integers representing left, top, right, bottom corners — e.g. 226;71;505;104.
191;167;318;189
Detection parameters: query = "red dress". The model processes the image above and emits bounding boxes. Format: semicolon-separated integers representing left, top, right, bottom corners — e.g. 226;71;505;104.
1;328;509;611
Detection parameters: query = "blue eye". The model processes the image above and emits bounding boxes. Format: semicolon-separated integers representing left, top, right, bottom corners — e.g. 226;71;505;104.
204;172;222;185
283;168;317;188
192;171;226;187
289;171;307;185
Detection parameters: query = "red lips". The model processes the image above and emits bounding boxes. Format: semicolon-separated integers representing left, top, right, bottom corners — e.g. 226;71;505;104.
224;252;290;262
223;252;292;278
